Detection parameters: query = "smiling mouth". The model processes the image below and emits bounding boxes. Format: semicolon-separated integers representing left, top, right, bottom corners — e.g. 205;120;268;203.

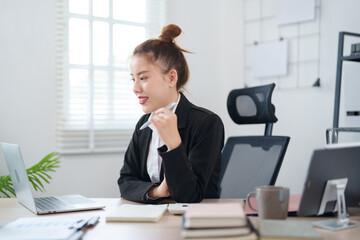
139;97;148;105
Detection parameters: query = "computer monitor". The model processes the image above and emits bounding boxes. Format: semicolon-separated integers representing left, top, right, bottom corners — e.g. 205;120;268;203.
297;143;360;217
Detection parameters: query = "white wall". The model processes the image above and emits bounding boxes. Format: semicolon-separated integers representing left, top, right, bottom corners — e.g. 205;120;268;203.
274;0;360;193
0;0;122;198
166;0;223;113
168;0;360;195
1;0;360;198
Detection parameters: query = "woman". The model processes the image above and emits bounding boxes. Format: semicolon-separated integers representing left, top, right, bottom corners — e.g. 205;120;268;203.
118;24;224;203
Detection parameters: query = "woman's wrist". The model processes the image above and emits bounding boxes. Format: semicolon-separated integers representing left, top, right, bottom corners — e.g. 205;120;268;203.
146;188;159;200
148;183;170;198
148;186;167;198
147;186;159;198
166;136;181;151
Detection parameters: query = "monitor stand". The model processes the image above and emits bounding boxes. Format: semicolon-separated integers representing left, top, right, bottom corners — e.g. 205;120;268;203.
312;178;358;231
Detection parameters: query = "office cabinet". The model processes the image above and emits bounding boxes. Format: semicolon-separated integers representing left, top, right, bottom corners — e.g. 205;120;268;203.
328;32;360;144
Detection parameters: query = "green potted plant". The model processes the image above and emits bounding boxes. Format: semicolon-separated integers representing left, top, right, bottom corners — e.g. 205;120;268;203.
0;152;61;198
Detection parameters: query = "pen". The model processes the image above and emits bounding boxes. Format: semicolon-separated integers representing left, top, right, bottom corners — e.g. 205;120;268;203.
69;219;88;230
87;216;100;226
69;216;100;230
139;102;177;130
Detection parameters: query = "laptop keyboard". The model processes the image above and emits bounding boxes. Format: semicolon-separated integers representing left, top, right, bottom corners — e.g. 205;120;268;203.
35;196;71;211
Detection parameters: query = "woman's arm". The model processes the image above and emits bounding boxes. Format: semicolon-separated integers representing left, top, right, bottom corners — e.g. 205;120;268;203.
118;122;164;203
160;113;224;203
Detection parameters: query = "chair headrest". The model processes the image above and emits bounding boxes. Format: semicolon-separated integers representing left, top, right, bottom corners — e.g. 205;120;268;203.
227;83;278;125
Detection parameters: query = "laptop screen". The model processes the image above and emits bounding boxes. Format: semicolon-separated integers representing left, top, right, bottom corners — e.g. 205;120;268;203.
297;144;360;216
1;142;38;213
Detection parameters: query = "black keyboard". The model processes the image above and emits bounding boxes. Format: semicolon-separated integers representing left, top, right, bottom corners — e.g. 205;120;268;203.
35;196;70;211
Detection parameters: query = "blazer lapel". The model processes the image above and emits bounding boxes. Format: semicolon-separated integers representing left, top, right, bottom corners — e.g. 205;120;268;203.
176;92;191;130
139;126;153;181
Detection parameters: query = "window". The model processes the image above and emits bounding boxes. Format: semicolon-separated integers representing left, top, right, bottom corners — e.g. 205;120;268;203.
55;0;166;154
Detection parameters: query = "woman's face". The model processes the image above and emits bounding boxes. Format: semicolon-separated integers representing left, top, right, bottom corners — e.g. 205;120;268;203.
130;55;178;114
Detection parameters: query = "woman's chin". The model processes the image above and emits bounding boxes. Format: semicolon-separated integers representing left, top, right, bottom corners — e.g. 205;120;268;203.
141;106;153;114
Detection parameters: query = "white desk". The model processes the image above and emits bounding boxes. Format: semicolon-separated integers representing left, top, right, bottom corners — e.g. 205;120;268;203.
1;198;360;240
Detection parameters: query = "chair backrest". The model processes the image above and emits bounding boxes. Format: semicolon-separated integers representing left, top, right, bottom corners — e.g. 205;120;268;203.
219;136;290;198
227;83;277;136
219;83;290;198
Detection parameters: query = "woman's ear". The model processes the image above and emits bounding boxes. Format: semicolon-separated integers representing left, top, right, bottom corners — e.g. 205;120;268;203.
167;69;178;88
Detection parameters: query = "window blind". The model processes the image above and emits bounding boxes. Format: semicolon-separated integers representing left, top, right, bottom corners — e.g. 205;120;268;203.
55;0;166;154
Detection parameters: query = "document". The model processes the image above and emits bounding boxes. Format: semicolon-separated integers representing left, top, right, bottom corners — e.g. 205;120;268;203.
0;215;99;240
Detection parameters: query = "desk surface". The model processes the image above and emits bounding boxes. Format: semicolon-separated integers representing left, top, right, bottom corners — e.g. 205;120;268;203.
1;198;360;240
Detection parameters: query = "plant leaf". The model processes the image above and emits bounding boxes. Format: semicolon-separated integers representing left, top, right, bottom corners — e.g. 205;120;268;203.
34;171;50;184
0;189;11;198
0;151;60;197
0;175;15;198
29;174;45;192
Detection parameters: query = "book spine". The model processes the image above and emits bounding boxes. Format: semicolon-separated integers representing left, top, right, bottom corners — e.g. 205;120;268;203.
105;217;158;223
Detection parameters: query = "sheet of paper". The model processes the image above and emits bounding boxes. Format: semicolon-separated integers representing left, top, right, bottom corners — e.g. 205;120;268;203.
0;215;95;240
276;0;315;26
251;39;288;78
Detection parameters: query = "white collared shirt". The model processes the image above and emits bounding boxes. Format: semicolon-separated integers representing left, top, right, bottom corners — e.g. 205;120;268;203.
146;94;181;183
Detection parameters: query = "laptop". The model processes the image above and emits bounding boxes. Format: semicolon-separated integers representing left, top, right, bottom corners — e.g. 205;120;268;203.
1;142;105;214
297;143;360;217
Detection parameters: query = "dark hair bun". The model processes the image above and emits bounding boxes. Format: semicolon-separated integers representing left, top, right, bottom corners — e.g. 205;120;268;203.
159;24;182;43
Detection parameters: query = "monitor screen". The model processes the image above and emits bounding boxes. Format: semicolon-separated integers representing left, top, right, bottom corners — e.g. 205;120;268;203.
297;144;360;217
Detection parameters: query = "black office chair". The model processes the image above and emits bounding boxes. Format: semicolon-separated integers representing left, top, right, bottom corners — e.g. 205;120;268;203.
219;83;290;198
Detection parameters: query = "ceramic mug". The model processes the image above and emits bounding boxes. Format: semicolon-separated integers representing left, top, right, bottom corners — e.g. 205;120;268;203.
246;185;290;219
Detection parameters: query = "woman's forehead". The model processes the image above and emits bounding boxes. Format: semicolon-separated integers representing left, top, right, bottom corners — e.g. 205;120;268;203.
130;55;162;75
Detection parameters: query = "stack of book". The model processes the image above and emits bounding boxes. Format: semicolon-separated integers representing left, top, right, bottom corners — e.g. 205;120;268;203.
181;203;257;239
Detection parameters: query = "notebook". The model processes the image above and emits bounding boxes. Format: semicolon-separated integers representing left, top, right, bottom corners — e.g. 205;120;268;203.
106;204;168;222
1;142;105;214
180;232;258;240
181;223;252;238
258;219;321;240
183;203;247;228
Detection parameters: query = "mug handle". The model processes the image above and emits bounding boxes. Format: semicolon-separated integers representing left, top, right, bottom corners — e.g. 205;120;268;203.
246;191;257;212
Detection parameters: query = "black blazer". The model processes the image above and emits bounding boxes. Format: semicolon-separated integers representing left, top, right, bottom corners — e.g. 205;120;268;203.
118;93;225;203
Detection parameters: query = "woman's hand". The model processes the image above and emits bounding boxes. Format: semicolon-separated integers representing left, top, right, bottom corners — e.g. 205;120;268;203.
150;107;181;150
148;177;170;198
